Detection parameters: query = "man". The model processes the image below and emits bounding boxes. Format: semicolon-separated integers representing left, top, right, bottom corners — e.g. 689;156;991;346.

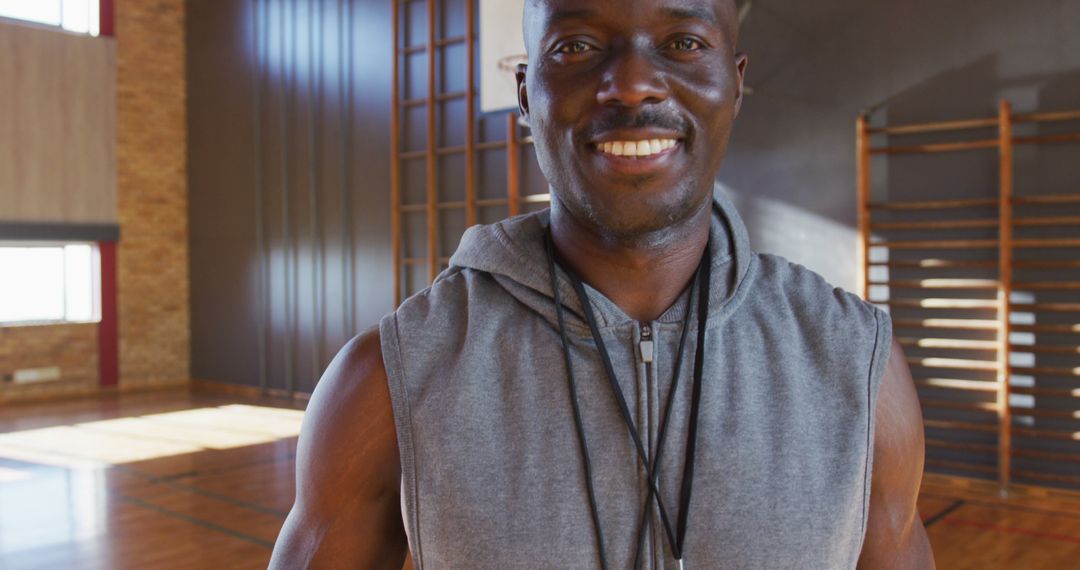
270;0;934;568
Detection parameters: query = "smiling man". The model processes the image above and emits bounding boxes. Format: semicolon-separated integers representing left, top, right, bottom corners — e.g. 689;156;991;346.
270;1;934;568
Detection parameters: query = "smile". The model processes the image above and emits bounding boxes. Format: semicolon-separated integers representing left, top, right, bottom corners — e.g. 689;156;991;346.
595;139;680;158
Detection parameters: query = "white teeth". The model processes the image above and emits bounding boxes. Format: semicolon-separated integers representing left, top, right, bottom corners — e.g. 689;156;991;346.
598;139;678;158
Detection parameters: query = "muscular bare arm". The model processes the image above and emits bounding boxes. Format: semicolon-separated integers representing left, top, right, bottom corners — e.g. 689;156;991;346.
269;328;408;569
857;338;935;569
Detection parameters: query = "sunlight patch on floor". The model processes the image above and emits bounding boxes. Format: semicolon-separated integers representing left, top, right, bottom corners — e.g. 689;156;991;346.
0;405;305;469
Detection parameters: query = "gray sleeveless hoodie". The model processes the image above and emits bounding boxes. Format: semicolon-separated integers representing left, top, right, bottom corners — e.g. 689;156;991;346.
380;188;892;569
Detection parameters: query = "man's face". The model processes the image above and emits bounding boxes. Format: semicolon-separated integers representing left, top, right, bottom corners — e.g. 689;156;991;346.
518;0;747;238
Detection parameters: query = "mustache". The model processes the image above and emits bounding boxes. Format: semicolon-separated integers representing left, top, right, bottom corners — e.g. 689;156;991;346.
584;109;689;139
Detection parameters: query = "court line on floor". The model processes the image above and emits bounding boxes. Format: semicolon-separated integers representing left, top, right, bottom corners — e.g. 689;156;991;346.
941;518;1080;545
0;407;297;518
923;500;965;527
920;492;1080;521
118;493;275;549
0;442;296;517
112;464;290;517
163;449;298;481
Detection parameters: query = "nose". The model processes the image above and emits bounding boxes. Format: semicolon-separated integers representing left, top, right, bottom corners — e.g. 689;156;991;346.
595;47;669;108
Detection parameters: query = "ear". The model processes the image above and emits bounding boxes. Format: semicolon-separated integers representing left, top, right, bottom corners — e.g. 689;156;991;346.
516;63;530;119
733;53;749;117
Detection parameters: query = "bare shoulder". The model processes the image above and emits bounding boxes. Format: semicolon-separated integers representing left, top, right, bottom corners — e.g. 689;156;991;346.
857;338;935;569
269;327;408;569
295;328;400;510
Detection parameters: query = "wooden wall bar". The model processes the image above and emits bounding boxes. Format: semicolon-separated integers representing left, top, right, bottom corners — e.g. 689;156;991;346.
856;115;871;300
507;114;521;218
858;101;1080;494
996;101;1014;486
391;0;404;307
424;0;438;283
464;0;477;229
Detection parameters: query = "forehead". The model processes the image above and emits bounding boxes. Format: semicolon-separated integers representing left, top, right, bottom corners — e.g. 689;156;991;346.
524;0;736;49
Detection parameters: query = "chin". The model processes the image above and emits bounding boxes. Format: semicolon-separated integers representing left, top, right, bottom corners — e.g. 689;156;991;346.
575;182;708;239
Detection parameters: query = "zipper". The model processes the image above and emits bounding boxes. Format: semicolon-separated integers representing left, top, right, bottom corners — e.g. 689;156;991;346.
639;322;655;363
638;321;658;569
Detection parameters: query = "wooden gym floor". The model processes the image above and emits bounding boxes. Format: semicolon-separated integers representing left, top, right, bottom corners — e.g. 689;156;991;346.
0;391;1078;569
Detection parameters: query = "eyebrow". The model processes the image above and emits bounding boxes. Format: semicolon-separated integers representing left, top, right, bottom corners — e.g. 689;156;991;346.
545;9;597;27
660;6;720;27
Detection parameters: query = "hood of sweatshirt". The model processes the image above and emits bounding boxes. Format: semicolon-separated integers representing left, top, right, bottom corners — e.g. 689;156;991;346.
445;183;755;335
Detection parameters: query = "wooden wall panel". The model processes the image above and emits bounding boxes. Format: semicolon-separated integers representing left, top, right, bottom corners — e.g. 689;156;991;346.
0;21;117;224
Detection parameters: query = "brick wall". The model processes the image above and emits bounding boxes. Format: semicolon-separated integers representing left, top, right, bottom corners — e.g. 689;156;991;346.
0;0;189;403
116;0;189;388
0;324;99;402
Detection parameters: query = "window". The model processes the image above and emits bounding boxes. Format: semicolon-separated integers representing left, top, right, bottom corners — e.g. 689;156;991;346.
0;0;100;36
0;244;100;325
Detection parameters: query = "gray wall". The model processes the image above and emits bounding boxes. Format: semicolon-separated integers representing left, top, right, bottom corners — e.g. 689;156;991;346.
188;0;536;391
725;0;1080;489
722;0;1080;291
187;0;394;393
189;0;1079;393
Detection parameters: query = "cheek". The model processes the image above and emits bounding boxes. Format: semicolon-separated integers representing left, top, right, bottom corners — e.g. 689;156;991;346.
525;98;573;188
694;69;737;110
530;93;580;168
525;89;555;152
683;54;739;103
684;65;739;134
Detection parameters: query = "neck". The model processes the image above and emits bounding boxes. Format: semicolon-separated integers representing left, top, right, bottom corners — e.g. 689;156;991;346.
550;198;712;322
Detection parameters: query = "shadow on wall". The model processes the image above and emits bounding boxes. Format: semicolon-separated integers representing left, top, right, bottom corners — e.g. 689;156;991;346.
1016;71;1080;487
1040;71;1080;110
865;56;1080;282
876;55;1003;207
1030;71;1080;197
722;52;1080;290
874;55;1080;204
867;59;1080;487
874;55;1002;124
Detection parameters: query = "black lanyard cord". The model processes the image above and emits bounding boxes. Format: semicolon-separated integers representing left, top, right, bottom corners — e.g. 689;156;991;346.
566;268;680;553
677;246;711;557
546;228;711;568
631;268;697;570
546;232;610;570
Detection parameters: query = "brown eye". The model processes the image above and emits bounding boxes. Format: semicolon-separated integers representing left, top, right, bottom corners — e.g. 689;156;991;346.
669;37;703;51
556;40;592;55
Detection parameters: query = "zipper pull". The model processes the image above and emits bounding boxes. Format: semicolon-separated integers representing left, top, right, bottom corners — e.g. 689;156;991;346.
639;322;654;363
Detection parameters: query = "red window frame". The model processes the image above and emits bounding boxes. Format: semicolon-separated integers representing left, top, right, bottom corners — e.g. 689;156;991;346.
100;0;113;37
